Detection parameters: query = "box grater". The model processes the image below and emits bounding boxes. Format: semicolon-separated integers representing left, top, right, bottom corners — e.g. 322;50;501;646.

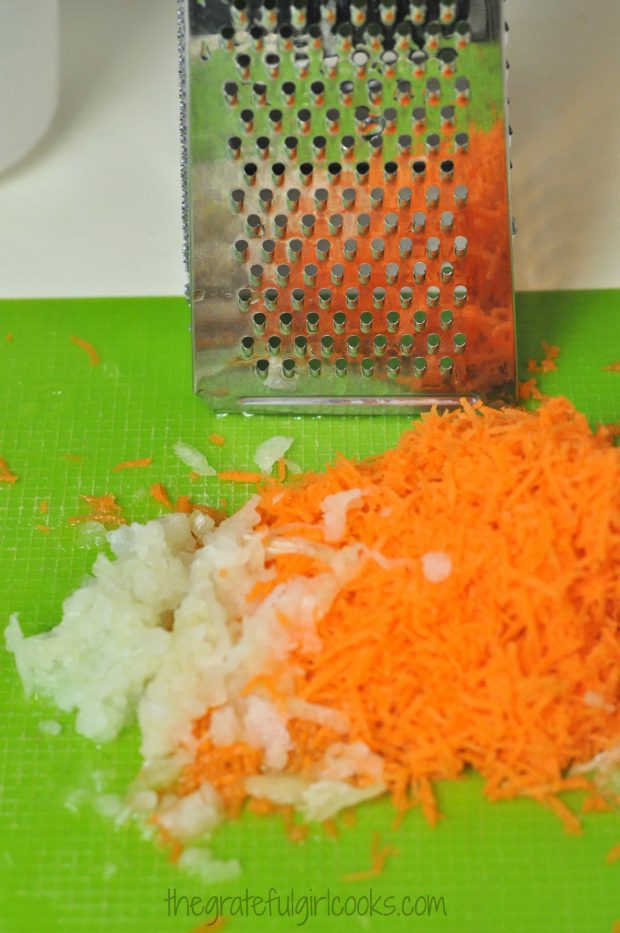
179;0;515;413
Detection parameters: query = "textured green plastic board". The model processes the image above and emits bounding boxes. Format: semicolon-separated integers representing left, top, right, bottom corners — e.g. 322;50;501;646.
0;291;619;933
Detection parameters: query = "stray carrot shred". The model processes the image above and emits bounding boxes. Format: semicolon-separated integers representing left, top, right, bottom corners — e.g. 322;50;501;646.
603;360;620;373
322;818;339;838
342;832;398;882
208;433;226;446
607;843;620;865
5;332;13;342
527;341;560;375
69;335;100;366
39;501;49;514
218;470;265;484
68;493;126;528
35;524;50;533
0;457;18;484
518;377;545;401
188;470;202;481
174;496;227;524
188;919;229;932
64;453;83;462
277;457;287;482
112;457;153;472
150;482;173;509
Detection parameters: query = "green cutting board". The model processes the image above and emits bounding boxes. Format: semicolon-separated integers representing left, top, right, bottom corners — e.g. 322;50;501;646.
1;291;619;933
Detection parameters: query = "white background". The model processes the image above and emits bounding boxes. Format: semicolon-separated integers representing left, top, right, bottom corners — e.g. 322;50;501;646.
0;0;619;298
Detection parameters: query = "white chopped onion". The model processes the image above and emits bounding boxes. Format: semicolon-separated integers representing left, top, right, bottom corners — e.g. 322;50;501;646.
283;457;302;474
253;435;294;473
173;440;216;476
321;489;364;542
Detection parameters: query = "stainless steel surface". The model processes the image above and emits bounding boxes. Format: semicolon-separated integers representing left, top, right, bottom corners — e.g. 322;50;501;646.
181;0;515;412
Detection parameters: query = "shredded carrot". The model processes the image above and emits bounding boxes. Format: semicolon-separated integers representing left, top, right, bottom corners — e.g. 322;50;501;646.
112;457;153;472
35;524;50;534
612;922;620;933
5;332;13;343
209;433;226;446
218;470;265;484
39;501;49;514
322;818;339;838
68;493;126;528
607;843;620;865
188;470;202;481
527;341;560;376
188;919;228;932
172;495;226;524
518;377;545;401
603;360;620;373
69;335;100;366
150;482;173;509
342;832;398;882
175;396;620;833
277;457;287;482
0;457;18;484
64;453;83;463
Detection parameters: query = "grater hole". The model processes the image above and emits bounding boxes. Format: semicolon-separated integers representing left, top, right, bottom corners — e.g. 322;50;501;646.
358;262;372;285
240;336;254;358
262;240;275;262
252;312;266;334
314;188;329;209
255;359;269;379
276;263;291;285
267;335;281;355
248;263;263;286
269;109;283;131
286;187;301;211
331;263;345;285
230;188;245;213
278;311;293;335
303;263;317;286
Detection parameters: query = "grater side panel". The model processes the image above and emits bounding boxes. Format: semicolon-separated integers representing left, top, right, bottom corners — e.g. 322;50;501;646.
184;0;515;412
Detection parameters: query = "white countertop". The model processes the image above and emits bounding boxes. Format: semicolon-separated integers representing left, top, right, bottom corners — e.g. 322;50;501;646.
0;0;618;298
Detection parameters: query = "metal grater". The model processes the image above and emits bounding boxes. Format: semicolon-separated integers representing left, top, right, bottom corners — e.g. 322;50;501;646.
179;0;515;413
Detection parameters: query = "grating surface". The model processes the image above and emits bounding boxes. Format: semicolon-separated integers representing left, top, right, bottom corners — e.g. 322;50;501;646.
184;0;515;412
0;292;619;932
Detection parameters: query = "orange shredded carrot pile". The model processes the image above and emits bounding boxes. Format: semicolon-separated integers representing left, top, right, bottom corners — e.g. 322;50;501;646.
150;482;173;509
177;396;620;831
0;457;18;484
208;433;226;446
67;494;126;528
603;361;620;373
69;335;100;366
112;457;153;472
342;832;398;882
607;843;620;865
